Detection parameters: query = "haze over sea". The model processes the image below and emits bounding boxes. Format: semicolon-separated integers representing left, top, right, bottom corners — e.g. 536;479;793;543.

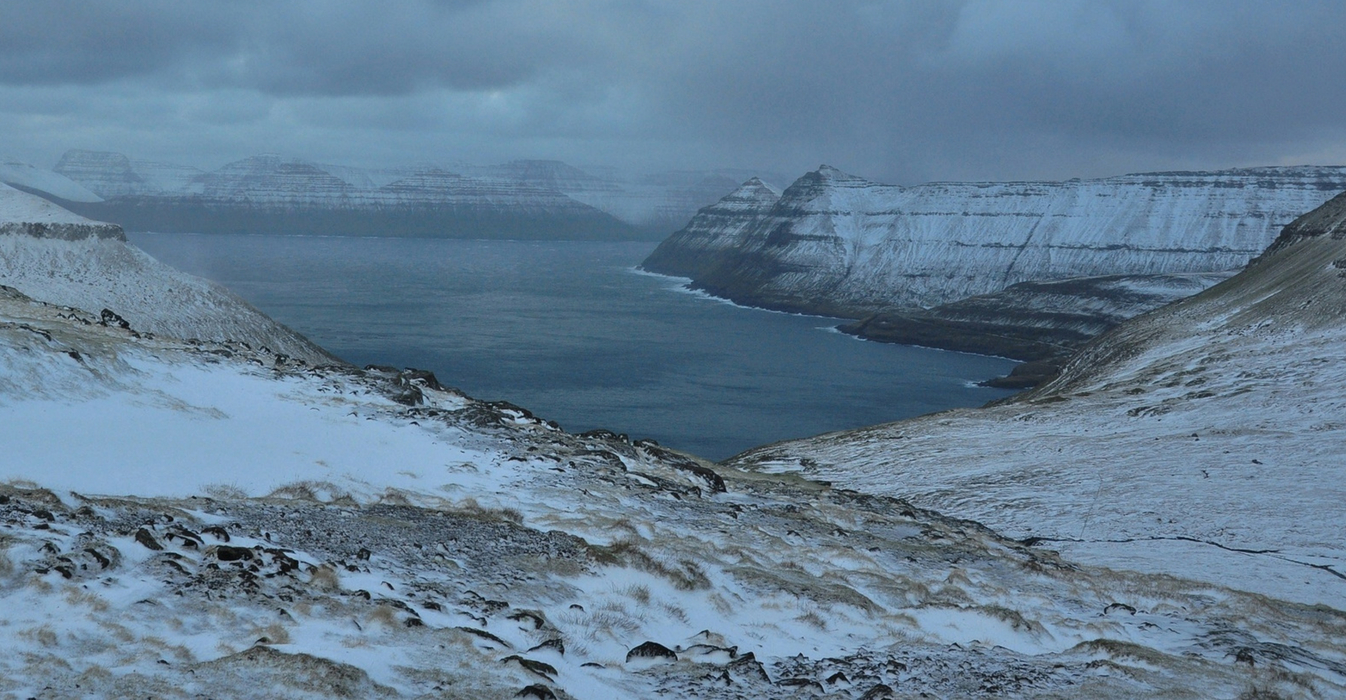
131;233;1016;460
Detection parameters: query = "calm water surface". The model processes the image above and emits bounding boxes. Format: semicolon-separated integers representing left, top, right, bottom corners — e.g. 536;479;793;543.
131;233;1016;460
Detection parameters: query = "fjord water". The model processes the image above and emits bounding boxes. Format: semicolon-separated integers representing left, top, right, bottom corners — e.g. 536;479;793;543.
131;234;1016;460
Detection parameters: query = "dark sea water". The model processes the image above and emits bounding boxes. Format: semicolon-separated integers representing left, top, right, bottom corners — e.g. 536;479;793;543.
130;233;1017;460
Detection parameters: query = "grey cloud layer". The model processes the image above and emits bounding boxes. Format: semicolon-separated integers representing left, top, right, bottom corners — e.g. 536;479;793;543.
1;0;1344;182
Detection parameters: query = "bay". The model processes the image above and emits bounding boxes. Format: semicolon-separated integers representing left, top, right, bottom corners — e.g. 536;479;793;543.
130;233;1017;460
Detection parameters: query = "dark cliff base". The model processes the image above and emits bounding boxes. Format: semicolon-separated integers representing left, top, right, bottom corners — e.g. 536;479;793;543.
642;269;1071;389
11;186;649;241
837;314;1076;389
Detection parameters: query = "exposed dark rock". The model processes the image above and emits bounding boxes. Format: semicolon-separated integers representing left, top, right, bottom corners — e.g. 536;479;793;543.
134;527;163;551
727;651;772;684
515;684;558;700
502;655;558;679
527;639;565;655
859;683;896;699
626;641;678;662
99;308;131;329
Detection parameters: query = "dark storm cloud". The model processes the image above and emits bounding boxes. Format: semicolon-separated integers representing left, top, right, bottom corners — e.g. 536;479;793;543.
1;0;1344;182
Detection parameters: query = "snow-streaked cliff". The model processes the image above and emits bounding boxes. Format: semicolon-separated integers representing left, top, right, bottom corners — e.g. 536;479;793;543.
731;191;1346;611
0;184;335;364
644;165;1346;315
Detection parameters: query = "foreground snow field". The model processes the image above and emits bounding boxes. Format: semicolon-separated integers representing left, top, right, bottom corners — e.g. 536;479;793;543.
0;187;1344;697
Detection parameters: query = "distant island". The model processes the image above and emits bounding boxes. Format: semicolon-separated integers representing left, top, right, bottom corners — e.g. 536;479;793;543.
2;150;772;241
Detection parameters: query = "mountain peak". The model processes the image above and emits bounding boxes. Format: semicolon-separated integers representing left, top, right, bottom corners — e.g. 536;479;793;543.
733;176;779;197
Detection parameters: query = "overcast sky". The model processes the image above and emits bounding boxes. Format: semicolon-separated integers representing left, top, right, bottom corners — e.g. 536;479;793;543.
2;0;1345;184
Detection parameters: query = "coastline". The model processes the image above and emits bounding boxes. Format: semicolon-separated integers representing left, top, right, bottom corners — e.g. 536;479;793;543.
633;263;1043;387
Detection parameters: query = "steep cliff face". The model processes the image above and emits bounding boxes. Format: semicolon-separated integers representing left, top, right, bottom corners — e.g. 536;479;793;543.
647;165;1346;315
841;271;1234;368
0;183;336;364
641;177;781;279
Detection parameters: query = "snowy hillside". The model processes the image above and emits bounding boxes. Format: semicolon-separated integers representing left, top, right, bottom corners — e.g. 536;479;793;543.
731;191;1346;614
0;158;102;203
0;275;1342;697
643;165;1346;316
0;184;334;364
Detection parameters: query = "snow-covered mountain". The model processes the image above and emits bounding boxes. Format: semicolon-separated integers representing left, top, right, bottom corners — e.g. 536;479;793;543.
643;165;1346;317
458;160;769;236
0;183;334;364
732;190;1346;614
53;149;205;197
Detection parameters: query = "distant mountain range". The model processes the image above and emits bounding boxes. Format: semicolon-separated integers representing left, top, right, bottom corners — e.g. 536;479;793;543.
0;150;765;240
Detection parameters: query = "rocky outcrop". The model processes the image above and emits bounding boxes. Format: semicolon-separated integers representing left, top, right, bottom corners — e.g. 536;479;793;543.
644;165;1346;315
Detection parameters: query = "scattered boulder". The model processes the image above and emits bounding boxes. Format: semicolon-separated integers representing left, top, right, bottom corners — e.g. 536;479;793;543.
727;652;771;684
134;527;163;551
860;684;896;699
502;655;558;680
626;641;677;663
99;308;131;329
515;685;557;700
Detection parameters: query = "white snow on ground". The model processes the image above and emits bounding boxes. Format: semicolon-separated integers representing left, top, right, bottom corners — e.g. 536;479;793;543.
0;161;102;203
732;210;1346;611
0;356;487;499
0;182;104;224
1;285;1342;697
0;191;1344;697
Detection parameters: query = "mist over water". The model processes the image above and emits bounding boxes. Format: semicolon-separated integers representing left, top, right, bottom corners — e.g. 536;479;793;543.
131;233;1016;460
